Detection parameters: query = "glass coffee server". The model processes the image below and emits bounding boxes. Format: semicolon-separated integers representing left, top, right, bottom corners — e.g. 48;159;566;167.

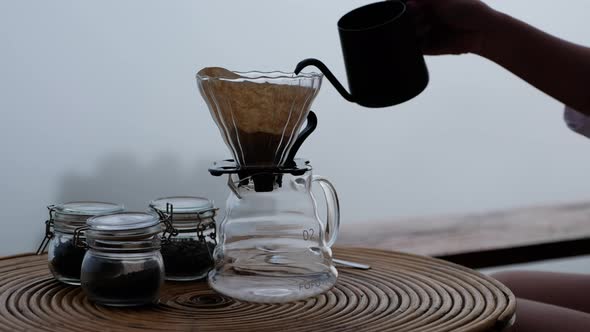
197;68;340;303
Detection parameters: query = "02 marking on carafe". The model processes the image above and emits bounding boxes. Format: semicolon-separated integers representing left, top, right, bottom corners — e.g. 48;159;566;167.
302;228;315;241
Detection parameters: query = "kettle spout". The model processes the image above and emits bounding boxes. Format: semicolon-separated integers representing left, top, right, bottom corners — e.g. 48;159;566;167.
294;58;356;103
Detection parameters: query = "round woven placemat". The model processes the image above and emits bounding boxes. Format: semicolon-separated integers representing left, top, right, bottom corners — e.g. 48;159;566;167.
0;248;515;332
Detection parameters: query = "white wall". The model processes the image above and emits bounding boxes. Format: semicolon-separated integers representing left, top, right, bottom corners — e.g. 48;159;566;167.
1;0;590;256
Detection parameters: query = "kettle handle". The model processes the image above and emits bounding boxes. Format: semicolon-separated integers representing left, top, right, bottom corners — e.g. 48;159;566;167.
312;175;340;248
295;58;356;103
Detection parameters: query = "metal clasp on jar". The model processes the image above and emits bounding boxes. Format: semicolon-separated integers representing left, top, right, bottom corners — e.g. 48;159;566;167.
36;205;56;255
196;208;218;242
73;225;90;249
154;203;178;243
195;207;218;259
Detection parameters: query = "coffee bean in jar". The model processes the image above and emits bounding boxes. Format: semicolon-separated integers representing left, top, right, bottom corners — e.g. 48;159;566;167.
36;202;124;285
79;212;165;306
149;196;217;281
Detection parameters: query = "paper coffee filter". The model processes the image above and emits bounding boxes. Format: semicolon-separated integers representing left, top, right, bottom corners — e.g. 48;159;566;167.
198;67;318;134
197;67;322;167
198;67;241;80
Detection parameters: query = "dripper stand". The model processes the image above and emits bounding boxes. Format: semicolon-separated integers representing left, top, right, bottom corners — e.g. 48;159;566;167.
208;111;318;192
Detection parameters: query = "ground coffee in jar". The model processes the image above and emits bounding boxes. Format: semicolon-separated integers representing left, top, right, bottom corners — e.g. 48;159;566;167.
79;212;166;306
81;253;163;305
36;202;124;285
149;196;217;281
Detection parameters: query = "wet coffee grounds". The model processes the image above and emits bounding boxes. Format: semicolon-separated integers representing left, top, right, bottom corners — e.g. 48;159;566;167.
50;239;86;280
161;239;215;279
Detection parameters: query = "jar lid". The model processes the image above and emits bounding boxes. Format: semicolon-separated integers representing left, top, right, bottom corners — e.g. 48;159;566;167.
149;196;214;214
54;201;124;216
51;202;125;230
86;212;163;240
149;196;216;226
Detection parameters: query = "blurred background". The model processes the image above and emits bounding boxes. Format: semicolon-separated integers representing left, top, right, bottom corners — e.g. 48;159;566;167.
1;0;590;256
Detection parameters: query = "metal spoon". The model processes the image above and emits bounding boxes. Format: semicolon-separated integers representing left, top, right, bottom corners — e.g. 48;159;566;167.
333;258;371;270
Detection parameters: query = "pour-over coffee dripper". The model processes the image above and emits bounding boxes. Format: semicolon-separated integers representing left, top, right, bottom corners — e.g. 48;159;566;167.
197;67;322;191
196;68;341;303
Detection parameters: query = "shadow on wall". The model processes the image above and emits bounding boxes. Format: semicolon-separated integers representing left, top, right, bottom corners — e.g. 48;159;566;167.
55;152;229;215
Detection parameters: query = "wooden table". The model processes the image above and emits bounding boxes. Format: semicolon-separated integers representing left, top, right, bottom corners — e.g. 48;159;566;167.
338;201;590;268
0;248;515;332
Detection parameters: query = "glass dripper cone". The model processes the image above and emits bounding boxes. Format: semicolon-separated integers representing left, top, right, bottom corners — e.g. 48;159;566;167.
197;67;322;169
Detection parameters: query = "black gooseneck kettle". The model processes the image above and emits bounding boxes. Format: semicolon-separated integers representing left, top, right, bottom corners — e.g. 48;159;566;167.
295;0;429;108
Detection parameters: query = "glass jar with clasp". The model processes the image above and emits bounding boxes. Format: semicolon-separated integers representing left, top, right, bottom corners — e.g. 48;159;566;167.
36;201;125;285
149;196;217;281
76;212;173;306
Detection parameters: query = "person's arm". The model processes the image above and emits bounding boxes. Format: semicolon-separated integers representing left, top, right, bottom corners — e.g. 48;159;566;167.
479;12;590;115
409;0;590;115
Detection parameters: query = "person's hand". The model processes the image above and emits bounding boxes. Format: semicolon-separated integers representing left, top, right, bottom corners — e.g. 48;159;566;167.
406;0;501;55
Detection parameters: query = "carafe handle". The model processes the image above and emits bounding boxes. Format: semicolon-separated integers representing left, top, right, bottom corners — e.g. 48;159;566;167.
312;175;340;248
